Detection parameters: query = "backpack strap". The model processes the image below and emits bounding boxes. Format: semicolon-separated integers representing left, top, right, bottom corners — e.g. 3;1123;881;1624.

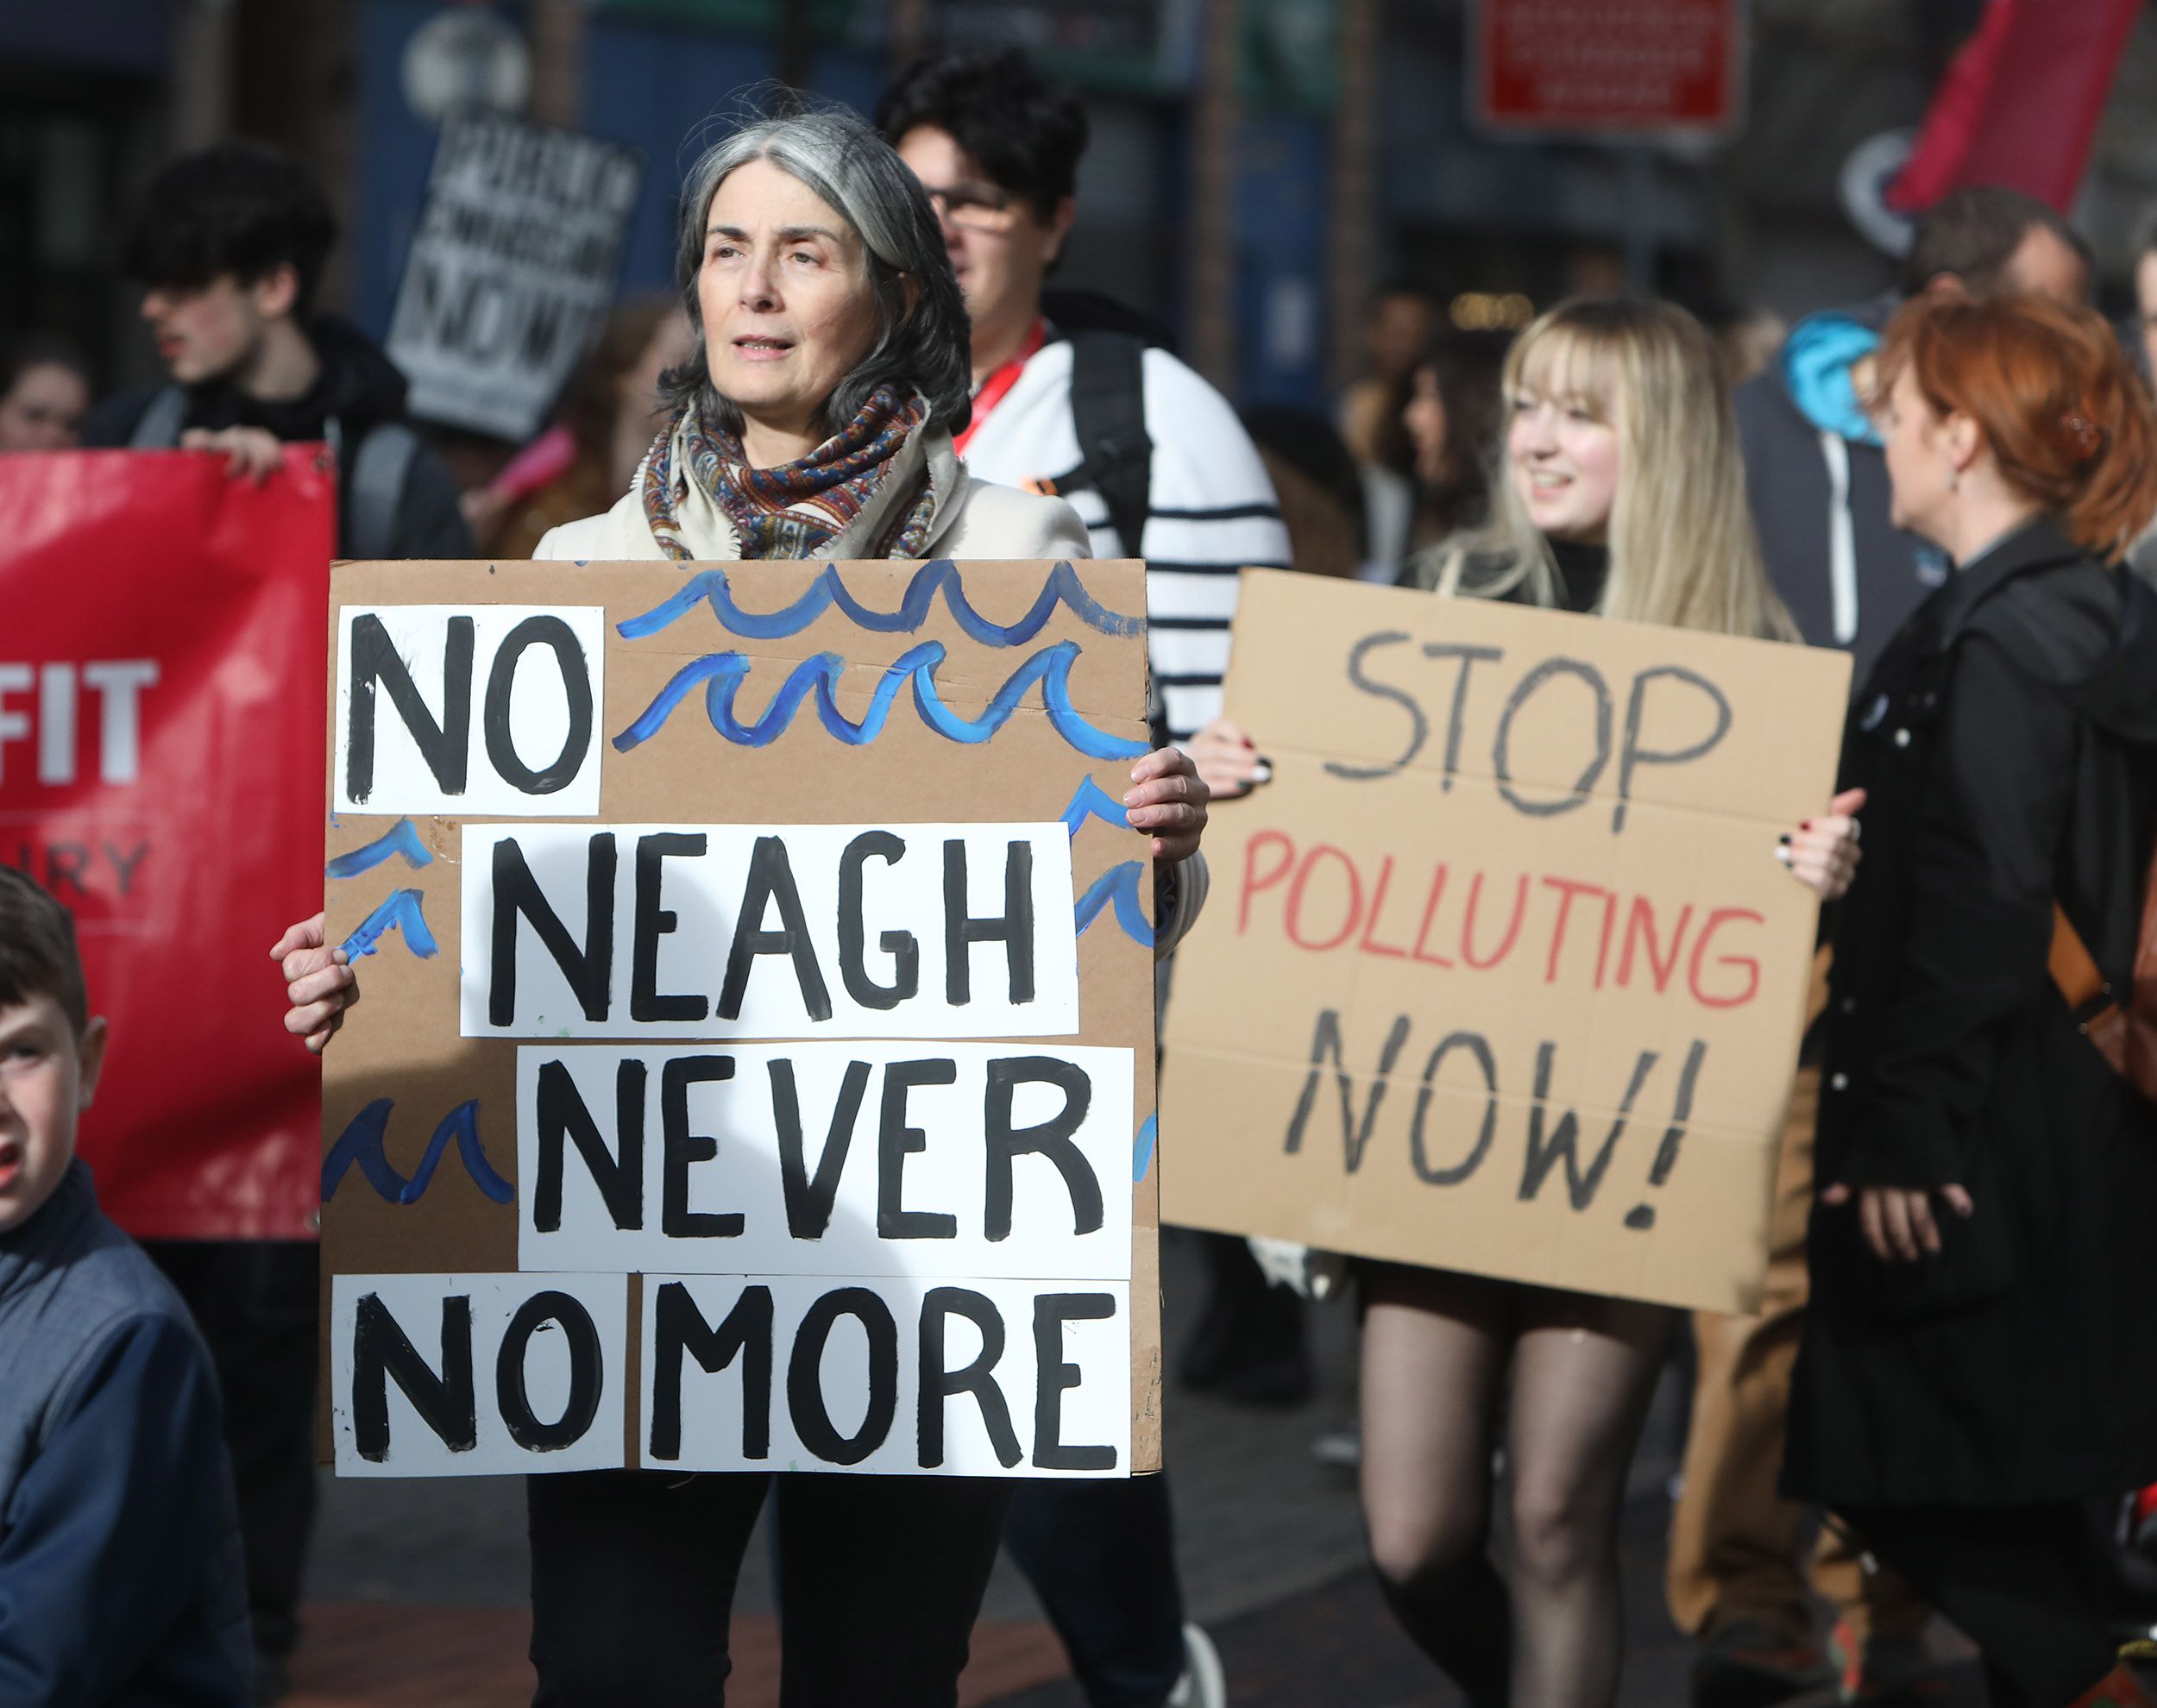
1066;330;1152;558
345;421;420;561
128;386;192;449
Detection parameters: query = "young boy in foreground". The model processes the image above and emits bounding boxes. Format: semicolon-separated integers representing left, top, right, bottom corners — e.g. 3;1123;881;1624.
0;868;250;1706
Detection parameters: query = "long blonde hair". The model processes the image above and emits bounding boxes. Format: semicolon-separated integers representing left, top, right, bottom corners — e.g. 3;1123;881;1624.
1418;298;1796;641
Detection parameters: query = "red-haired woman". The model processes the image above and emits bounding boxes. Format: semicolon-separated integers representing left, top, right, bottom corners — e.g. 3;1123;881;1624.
1788;293;2157;1706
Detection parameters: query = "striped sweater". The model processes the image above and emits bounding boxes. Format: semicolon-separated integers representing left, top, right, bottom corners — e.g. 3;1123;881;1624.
958;334;1291;741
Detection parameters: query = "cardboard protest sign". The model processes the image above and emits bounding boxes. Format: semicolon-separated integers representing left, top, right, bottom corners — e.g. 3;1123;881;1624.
1160;571;1851;1313
320;556;1160;1479
385;110;642;442
0;448;333;1239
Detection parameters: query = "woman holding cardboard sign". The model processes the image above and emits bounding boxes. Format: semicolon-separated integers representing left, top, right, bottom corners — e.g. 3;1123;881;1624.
275;106;1209;1708
1192;298;1860;1708
1785;295;2157;1707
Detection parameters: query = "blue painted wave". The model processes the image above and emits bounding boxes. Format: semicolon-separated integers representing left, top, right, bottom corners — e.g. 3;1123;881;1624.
1075;860;1154;948
325;819;433;880
1060;776;1132;838
617;558;1141;646
321;1098;514;1206
340;889;438;961
613;640;1147;762
1132;1113;1158;1184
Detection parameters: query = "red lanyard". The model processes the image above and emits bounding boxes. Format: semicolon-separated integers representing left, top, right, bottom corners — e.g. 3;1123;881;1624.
953;318;1047;455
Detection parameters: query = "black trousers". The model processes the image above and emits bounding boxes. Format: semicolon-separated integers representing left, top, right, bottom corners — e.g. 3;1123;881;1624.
1003;1476;1187;1708
1839;1501;2119;1707
145;1239;320;1665
527;1469;1012;1707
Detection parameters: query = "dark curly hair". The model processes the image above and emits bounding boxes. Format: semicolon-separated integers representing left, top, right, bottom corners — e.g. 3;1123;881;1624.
875;47;1087;223
120;143;338;316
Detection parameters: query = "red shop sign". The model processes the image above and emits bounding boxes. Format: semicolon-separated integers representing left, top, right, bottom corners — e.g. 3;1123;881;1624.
1472;0;1745;138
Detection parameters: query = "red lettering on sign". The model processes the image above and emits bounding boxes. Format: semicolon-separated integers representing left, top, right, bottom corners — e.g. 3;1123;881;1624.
1461;870;1530;971
1411;863;1455;968
1239;830;1296;932
1616;895;1691;994
1688;907;1764;1008
1538;876;1608;985
1358;855;1411;959
1286;845;1363;951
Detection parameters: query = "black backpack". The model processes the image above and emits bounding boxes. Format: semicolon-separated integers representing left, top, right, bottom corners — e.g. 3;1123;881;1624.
1043;288;1173;562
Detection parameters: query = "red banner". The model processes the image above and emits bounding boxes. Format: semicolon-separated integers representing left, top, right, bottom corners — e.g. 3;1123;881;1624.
0;448;333;1239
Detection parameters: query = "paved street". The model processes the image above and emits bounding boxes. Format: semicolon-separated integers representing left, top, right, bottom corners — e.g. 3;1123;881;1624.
289;1229;1986;1706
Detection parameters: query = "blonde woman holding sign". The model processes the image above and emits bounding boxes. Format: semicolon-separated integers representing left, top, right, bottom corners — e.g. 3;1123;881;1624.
1192;298;1858;1708
275;106;1208;1708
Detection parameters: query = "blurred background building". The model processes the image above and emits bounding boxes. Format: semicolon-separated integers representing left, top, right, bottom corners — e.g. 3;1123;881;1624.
9;0;2157;417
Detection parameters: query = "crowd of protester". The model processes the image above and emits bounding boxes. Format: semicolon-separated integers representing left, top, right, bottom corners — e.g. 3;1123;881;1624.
11;41;2157;1708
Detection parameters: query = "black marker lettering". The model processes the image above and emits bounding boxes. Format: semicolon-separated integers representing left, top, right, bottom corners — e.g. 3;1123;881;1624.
351;1291;476;1460
1421;643;1506;794
489;832;615;1026
838;831;919;1010
718;836;832;1023
661;1055;743;1239
1408;1031;1499;1185
788;1288;899;1466
918;1287;1022;1469
1616;666;1733;833
1031;1293;1117;1471
1324;632;1428;781
771;1058;871;1240
495;1290;603;1452
1493;657;1611;818
1283;1009;1413;1172
632;832;708;1023
346;612;473;803
1519;1043;1659;1209
532;1056;645;1233
877;1059;959;1240
481;616;592;794
984;1056;1101;1240
943;838;1035;1006
649;1280;772;1461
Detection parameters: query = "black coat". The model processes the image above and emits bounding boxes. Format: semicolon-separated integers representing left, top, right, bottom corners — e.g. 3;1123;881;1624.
1785;518;2157;1507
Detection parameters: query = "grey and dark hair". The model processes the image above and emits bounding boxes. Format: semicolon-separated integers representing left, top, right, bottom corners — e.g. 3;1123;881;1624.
661;105;972;438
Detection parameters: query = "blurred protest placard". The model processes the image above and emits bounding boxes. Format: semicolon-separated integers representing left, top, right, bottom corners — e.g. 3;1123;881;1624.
386;110;642;442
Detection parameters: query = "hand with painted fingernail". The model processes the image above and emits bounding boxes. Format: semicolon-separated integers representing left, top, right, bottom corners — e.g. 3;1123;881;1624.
1777;787;1865;901
1188;715;1270;799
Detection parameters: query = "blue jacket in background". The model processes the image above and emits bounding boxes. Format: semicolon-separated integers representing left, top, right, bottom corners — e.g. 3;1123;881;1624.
0;1160;250;1706
1733;296;1952;688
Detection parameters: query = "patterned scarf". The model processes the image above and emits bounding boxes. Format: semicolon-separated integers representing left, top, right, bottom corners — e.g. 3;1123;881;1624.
642;384;936;561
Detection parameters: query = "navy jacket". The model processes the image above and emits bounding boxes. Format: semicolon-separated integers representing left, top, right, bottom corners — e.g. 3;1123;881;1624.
0;1162;249;1705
